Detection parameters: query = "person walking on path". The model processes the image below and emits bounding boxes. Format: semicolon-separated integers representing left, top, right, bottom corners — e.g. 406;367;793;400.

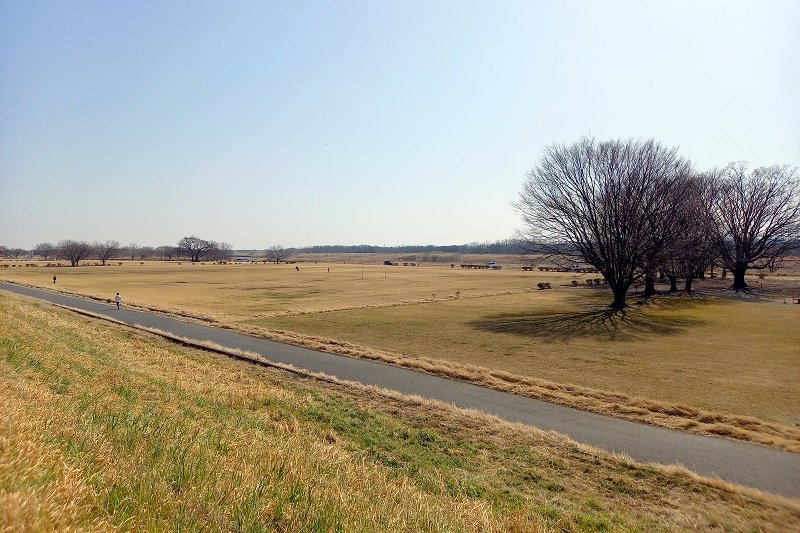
114;292;121;309
52;275;56;284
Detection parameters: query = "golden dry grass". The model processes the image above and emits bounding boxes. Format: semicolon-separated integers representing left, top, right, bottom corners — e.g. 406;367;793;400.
0;260;543;319
0;295;513;532
3;259;799;452
254;289;800;446
50;301;800;453
2;291;799;532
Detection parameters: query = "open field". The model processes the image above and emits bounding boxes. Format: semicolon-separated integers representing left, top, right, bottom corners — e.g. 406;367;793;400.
258;290;800;425
2;258;799;448
0;259;547;319
2;292;798;531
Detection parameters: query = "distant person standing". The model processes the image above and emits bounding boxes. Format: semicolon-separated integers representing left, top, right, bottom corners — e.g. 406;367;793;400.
53;275;56;284
114;292;121;309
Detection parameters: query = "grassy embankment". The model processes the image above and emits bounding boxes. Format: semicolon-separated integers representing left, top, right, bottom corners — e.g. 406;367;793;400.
2;292;799;532
2;261;799;450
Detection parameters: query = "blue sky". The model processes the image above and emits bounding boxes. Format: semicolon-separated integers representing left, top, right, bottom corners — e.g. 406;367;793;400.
1;0;798;249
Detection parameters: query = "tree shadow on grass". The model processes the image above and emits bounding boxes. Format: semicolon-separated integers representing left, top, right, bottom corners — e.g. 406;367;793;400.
470;305;702;342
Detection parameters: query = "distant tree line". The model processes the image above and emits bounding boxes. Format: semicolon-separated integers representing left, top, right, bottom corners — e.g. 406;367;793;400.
285;241;518;255
0;246;29;259
1;237;234;266
3;240;521;265
516;137;800;309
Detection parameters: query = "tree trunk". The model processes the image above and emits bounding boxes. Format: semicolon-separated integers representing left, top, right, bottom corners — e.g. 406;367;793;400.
667;276;678;292
684;275;694;294
732;264;748;291
608;282;631;311
642;272;657;298
609;286;628;310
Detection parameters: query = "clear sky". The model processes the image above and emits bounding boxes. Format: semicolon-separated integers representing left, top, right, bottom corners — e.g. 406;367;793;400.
1;0;798;250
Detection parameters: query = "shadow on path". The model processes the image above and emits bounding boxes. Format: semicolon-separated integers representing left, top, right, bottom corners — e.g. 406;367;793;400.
470;305;701;342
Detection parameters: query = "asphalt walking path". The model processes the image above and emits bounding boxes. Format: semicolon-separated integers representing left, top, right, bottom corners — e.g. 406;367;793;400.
2;281;799;498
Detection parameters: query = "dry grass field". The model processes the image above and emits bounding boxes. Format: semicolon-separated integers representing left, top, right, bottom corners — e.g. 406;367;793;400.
2;258;799;447
1;259;541;319
2;292;798;531
258;289;800;425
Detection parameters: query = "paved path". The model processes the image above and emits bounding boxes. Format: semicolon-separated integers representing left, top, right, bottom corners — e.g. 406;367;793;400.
2;281;799;498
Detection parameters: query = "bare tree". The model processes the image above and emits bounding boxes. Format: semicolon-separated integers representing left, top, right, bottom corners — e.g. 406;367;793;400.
156;245;177;260
766;255;786;274
93;240;120;265
126;243;138;261
661;174;719;293
639;180;691;298
211;242;233;261
267;244;289;264
34;242;55;260
138;246;155;259
178;236;218;262
710;163;800;291
56;240;92;267
516;137;692;309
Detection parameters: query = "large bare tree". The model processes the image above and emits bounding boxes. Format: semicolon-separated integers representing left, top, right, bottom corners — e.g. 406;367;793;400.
178;236;219;262
56;240;92;267
34;242;55;260
516;137;692;309
93;240;120;265
710;163;800;290
267;244;289;264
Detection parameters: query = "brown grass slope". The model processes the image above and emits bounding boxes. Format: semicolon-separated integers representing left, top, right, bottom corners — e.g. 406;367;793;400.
1;292;799;532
